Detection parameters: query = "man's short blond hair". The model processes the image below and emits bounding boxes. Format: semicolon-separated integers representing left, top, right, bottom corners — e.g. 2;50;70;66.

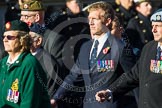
87;1;115;20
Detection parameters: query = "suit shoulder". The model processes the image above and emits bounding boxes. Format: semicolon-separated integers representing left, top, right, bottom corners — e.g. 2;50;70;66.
143;40;156;50
81;40;91;47
145;40;156;46
113;36;124;48
23;53;40;67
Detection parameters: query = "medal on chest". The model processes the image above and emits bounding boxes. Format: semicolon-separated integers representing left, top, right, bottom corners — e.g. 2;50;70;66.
150;47;162;73
150;60;162;73
97;60;114;72
7;78;19;103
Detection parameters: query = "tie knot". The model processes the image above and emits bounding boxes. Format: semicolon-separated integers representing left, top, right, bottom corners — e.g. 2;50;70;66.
94;40;99;48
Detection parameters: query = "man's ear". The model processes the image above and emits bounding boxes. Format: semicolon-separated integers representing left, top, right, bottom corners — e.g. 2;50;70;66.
35;13;40;22
66;1;70;8
36;37;43;46
136;5;140;12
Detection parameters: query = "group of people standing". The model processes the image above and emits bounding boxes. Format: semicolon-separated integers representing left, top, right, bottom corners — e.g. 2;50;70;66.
0;0;162;108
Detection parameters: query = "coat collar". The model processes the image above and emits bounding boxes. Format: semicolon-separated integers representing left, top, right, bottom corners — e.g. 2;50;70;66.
2;52;30;72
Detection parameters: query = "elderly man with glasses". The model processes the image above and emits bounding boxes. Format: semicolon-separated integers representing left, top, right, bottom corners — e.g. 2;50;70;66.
20;0;45;27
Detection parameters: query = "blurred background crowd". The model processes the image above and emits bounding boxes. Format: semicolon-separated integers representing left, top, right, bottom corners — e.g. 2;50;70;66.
0;0;161;36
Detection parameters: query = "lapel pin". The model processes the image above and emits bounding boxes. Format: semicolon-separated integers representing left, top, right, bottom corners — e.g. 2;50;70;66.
103;46;110;54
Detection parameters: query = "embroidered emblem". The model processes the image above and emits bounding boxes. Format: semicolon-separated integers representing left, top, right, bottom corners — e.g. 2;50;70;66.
23;4;29;9
103;47;110;54
5;22;11;30
156;15;161;21
7;79;19;103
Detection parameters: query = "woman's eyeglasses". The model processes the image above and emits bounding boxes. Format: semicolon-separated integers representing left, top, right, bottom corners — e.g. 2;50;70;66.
3;35;18;40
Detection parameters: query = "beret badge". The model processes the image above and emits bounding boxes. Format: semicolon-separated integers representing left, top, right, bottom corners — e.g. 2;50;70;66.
156;15;161;21
23;4;29;9
5;22;11;30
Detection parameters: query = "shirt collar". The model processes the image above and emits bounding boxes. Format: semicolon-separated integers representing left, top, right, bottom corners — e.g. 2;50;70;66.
157;42;162;49
94;32;110;44
7;53;21;65
31;48;42;56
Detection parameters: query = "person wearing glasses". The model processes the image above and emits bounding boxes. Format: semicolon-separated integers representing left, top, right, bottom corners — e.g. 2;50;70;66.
95;8;162;108
0;20;51;108
20;0;45;27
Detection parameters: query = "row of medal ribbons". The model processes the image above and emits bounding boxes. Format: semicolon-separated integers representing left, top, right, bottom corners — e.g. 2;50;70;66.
97;60;114;72
150;60;162;73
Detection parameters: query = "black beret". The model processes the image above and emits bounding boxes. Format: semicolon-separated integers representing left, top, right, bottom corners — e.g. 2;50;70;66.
5;20;30;32
29;23;45;36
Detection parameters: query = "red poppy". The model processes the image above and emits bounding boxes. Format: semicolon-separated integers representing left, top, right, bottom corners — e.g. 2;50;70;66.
103;47;110;54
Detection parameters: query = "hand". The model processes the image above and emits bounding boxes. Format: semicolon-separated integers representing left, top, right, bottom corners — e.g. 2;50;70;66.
95;89;112;102
51;99;57;108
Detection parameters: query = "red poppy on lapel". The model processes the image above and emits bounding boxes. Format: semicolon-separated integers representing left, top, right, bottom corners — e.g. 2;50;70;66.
103;47;110;54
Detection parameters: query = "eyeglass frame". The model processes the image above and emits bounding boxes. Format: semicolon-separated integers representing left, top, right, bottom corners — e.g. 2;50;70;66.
20;14;36;20
3;35;19;40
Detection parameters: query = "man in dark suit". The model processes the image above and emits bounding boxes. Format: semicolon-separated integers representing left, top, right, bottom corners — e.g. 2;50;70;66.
51;1;125;108
95;8;162;108
29;23;60;98
45;1;90;108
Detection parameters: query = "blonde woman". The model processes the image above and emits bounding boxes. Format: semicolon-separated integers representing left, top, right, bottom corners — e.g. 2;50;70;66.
0;20;51;108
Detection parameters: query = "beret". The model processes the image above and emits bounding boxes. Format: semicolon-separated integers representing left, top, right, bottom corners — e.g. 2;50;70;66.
150;8;162;22
5;20;30;32
20;1;44;11
29;23;45;36
66;0;81;2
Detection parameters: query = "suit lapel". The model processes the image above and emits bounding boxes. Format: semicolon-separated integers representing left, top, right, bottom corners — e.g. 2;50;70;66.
97;39;111;60
150;42;158;60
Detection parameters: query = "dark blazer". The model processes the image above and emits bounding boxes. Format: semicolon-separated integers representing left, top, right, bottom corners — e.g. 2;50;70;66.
54;33;124;108
112;4;136;28
126;13;153;57
43;13;90;80
109;40;162;108
34;48;60;98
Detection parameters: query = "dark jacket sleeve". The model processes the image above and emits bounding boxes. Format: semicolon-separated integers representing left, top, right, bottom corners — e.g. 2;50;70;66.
109;52;141;102
53;58;81;101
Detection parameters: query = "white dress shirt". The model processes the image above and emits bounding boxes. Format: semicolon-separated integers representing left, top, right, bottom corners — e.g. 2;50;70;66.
90;32;110;59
